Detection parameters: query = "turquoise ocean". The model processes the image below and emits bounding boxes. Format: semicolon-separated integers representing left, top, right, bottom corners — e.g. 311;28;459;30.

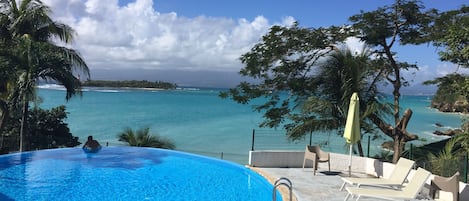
37;85;465;164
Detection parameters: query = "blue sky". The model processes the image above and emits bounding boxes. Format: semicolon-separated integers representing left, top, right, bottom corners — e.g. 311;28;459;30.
43;0;467;91
146;0;465;24
139;0;466;28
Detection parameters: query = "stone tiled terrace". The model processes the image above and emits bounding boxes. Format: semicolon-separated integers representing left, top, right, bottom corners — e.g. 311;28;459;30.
248;150;469;201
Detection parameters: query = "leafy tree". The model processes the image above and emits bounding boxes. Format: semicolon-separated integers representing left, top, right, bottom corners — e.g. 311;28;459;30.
423;5;468;112
0;70;13;130
286;47;391;156
424;5;469;153
348;0;437;163
118;127;176;149
423;73;468;112
0;13;16;131
27;105;80;149
220;22;392;156
429;5;469;67
0;0;89;151
220;23;350;129
0;105;80;153
222;0;442;163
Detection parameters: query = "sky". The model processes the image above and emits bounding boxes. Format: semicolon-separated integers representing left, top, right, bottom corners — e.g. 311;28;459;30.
42;0;468;91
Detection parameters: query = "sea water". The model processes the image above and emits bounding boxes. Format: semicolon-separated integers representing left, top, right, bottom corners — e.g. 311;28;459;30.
36;85;465;164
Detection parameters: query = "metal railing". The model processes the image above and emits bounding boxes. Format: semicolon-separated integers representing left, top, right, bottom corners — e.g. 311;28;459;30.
273;177;292;201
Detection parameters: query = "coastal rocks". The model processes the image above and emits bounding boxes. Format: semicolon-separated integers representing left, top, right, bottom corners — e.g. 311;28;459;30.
433;129;463;136
431;100;469;113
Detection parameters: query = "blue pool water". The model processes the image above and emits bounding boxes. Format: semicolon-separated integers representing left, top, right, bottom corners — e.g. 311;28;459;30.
0;147;280;201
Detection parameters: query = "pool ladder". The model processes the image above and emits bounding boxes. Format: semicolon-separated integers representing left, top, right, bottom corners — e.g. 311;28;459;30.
272;177;292;201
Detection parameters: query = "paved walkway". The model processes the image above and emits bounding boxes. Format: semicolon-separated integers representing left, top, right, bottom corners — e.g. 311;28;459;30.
252;167;433;201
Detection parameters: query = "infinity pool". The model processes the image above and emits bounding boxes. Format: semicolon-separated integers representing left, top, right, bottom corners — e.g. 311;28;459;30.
0;147;280;201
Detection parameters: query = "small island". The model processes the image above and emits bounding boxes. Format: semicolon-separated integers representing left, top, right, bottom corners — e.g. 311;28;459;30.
82;80;177;90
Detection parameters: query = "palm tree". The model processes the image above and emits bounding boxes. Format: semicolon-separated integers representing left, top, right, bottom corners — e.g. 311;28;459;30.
0;62;14;130
0;3;16;133
0;75;13;150
286;47;391;156
118;127;176;149
427;137;462;177
0;0;89;151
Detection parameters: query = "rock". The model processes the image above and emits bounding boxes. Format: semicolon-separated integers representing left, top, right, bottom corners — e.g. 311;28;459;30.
381;141;394;150
431;100;469;113
433;130;445;135
453;129;464;135
433;129;463;136
435;123;443;127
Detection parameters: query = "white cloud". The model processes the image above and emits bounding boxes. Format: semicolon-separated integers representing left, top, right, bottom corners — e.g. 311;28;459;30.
42;0;288;72
42;0;465;88
344;37;365;55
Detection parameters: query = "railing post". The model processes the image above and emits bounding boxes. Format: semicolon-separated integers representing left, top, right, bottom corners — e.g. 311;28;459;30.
251;129;255;151
464;152;468;183
410;144;413;160
367;136;370;158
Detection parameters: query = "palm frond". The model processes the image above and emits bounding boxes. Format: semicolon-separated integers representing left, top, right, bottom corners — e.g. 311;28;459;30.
117;127;175;149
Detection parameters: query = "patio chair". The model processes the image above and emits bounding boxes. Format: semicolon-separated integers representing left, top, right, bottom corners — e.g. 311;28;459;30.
344;167;431;201
339;157;415;191
430;172;460;201
302;145;330;175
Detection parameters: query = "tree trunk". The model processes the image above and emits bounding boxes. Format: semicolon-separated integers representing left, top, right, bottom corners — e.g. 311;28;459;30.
19;100;28;152
368;109;418;163
0;100;7;131
0;101;7;152
392;132;405;163
357;140;364;157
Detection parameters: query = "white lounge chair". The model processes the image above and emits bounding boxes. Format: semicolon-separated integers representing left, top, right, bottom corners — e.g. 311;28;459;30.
344;167;431;201
340;157;415;191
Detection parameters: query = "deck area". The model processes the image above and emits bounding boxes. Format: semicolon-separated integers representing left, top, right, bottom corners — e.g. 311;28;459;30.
247;150;468;201
253;167;432;201
253;168;436;201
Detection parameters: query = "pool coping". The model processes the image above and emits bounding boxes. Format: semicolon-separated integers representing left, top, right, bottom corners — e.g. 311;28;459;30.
248;166;298;201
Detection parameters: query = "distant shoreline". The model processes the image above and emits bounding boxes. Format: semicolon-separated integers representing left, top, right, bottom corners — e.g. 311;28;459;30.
85;86;167;91
81;80;177;90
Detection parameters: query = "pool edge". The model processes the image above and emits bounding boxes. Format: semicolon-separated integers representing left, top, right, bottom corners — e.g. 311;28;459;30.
247;166;298;201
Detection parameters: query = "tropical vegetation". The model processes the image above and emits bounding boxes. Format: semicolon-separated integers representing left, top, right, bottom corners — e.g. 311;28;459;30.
0;0;88;152
221;0;467;163
0;105;80;153
424;73;469;113
423;4;469;114
420;3;469;180
0;0;466;179
283;47;392;156
403;135;466;181
117;127;176;149
427;137;463;178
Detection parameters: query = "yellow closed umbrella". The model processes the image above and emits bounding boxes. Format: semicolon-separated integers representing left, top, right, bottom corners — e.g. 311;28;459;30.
343;92;360;176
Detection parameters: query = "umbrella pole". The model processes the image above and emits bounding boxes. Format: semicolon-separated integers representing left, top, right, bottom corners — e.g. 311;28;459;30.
349;144;353;176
